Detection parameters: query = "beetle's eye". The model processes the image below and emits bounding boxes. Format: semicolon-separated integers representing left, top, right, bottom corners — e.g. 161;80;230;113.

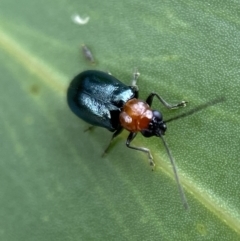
152;110;162;121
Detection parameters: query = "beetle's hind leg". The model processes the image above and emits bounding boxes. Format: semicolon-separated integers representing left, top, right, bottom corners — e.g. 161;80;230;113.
102;127;123;157
84;125;95;132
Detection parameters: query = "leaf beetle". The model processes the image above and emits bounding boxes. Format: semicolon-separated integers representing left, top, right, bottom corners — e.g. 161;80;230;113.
67;66;189;209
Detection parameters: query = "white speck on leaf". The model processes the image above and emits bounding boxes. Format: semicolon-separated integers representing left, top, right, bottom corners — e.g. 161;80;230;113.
71;14;90;25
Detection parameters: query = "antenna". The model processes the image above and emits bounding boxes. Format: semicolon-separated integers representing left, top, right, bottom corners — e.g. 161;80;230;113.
160;135;189;209
165;96;225;123
161;96;225;209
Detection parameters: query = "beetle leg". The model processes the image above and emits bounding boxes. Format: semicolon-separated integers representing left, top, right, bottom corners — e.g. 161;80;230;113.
126;132;155;167
146;92;187;109
84;125;95;132
131;68;140;92
102;127;123;157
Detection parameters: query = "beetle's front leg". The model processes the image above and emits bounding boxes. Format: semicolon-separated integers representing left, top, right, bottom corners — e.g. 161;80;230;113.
146;92;187;109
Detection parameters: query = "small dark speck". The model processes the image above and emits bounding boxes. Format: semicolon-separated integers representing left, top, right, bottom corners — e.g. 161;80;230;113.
196;223;207;236
29;84;41;95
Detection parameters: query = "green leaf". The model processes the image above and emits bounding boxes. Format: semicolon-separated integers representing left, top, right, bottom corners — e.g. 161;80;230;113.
0;1;239;240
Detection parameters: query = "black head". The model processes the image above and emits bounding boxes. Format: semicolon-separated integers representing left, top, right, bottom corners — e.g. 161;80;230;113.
141;110;167;137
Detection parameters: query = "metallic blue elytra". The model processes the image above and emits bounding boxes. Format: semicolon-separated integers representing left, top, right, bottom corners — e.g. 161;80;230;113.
67;70;137;131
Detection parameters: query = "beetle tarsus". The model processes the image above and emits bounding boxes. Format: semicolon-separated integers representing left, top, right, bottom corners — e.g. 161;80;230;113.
126;132;156;166
84;126;95;132
149;159;155;166
101;151;107;158
176;100;188;108
102;143;111;157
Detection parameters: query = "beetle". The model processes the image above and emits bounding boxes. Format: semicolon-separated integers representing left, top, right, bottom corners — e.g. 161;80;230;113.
67;68;189;209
